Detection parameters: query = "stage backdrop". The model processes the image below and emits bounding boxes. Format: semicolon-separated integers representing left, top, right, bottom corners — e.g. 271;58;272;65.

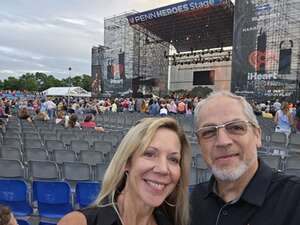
231;0;300;101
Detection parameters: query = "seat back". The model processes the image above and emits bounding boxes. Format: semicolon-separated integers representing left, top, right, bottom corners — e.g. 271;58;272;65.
93;141;112;155
45;140;65;152
3;138;22;149
0;159;25;178
61;133;77;147
270;132;288;148
79;151;104;166
53;150;77;164
288;133;300;154
34;180;72;218
70;140;90;153
285;156;300;169
23;139;43;149
94;163;108;181
17;220;31;225
62;162;91;181
0;148;23;161
24;148;48;162
0;179;33;216
28;160;60;180
75;181;101;208
260;155;282;170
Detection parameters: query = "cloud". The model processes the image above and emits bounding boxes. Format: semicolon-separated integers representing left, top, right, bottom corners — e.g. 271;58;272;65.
0;0;184;80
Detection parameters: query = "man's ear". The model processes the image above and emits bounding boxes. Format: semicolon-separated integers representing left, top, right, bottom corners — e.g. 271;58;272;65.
255;127;262;148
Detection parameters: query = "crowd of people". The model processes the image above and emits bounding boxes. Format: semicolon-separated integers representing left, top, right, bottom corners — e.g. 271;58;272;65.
1;91;300;136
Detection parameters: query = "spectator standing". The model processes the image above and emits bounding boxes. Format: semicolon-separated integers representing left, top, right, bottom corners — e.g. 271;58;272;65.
45;98;56;119
274;101;293;137
177;99;186;114
272;99;281;112
167;100;177;114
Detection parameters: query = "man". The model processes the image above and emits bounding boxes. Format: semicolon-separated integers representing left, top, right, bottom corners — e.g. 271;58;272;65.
190;91;300;225
273;99;281;112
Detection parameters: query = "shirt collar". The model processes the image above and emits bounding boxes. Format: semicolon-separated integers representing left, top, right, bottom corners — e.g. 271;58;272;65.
202;158;273;206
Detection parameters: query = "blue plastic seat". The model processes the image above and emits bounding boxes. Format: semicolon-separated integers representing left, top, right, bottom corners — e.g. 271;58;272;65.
75;181;101;208
34;180;72;219
0;179;33;216
39;222;57;225
17;220;31;225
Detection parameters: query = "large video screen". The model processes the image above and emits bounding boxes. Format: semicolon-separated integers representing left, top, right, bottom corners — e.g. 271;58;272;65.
193;71;214;85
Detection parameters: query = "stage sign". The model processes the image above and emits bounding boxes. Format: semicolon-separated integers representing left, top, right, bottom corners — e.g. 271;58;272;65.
127;0;223;25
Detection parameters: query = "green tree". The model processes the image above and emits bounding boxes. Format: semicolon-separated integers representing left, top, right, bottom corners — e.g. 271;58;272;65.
19;73;38;91
3;77;21;90
44;75;62;90
81;74;92;91
71;75;82;87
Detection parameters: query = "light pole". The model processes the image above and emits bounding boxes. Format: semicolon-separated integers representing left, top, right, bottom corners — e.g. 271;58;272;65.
67;67;72;107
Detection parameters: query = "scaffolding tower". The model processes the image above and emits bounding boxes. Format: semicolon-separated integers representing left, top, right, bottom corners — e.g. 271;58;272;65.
101;12;169;96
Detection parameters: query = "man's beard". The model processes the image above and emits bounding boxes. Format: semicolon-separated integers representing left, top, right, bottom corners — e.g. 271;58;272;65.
211;157;256;181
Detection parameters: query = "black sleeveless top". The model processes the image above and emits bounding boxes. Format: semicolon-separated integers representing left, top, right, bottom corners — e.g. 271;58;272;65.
79;205;173;225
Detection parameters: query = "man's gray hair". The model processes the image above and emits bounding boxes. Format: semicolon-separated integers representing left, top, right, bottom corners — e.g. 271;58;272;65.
194;91;260;131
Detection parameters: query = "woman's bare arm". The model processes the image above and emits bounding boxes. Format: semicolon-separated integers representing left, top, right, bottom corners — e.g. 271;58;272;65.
58;211;87;225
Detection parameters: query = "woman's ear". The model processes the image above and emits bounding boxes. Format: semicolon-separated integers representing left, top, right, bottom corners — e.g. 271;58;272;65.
125;160;131;172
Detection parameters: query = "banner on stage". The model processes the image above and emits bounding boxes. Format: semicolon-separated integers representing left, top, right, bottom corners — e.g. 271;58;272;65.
127;0;223;25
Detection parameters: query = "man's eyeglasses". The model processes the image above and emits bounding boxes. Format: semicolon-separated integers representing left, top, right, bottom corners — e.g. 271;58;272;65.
196;120;257;139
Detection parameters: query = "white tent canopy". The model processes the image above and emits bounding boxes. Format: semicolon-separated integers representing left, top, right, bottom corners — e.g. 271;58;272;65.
42;87;91;97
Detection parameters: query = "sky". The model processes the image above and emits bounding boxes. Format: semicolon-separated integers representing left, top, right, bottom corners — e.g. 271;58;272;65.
0;0;182;80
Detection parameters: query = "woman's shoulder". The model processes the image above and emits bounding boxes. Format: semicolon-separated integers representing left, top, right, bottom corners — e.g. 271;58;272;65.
58;211;87;225
81;205;120;225
59;206;118;225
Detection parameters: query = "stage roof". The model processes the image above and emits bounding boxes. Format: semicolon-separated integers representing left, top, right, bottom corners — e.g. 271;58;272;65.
127;0;234;52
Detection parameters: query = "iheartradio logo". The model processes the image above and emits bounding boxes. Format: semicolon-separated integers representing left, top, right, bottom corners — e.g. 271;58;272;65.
248;50;278;71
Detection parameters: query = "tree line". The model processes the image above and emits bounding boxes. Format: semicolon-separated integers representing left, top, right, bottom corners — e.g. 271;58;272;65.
0;72;92;92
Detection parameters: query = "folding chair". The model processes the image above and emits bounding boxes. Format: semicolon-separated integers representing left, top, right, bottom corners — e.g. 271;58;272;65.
17;220;31;225
79;151;104;166
75;181;101;208
0;159;25;178
94;163;108;182
0;179;33;216
33;180;72;218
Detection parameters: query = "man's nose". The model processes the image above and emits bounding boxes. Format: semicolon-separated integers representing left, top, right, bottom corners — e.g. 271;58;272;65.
215;127;233;147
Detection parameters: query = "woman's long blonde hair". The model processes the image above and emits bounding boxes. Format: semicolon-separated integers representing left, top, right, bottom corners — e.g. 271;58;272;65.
94;117;191;225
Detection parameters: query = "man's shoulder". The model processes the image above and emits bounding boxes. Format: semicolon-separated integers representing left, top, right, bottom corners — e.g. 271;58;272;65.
190;182;210;204
269;171;300;196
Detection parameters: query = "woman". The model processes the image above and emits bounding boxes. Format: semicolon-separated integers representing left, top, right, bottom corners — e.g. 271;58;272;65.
0;205;18;225
274;101;293;136
55;111;65;125
18;107;32;123
58;117;191;225
66;114;80;129
80;114;104;132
